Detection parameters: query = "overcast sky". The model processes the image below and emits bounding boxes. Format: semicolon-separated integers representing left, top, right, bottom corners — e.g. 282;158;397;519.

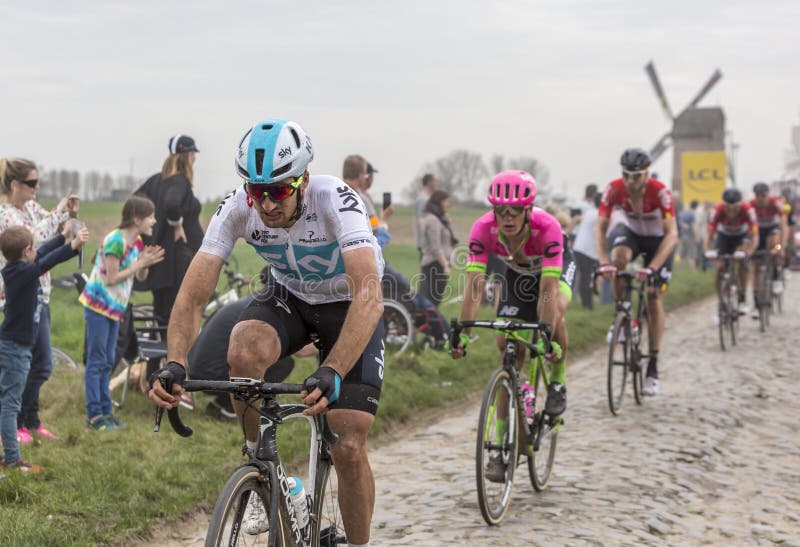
2;0;798;203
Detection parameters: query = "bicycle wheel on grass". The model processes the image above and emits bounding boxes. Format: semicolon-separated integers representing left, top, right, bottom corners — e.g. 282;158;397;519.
476;368;518;525
527;359;558;492
632;307;649;405
205;465;287;547
382;299;414;354
607;314;630;416
51;346;80;371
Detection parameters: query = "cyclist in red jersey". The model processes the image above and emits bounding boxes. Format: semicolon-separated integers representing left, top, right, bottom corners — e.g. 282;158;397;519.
749;182;788;314
704;188;758;313
595;148;678;397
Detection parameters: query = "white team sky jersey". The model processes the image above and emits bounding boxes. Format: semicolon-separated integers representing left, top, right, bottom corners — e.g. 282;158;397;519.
200;175;384;305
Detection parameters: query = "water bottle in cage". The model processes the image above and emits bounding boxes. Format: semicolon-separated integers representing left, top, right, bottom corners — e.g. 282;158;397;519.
520;382;535;423
287;477;310;529
631;319;640;345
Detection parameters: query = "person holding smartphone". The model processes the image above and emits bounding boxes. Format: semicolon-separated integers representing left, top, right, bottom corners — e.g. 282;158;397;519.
0;157;79;443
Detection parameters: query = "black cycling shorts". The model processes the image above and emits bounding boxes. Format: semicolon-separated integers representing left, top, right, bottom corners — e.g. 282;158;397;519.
238;282;384;416
714;232;748;255
757;224;780;251
494;263;574;323
608;224;674;288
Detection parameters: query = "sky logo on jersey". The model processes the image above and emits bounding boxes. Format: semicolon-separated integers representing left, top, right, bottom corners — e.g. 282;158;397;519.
294;242;345;277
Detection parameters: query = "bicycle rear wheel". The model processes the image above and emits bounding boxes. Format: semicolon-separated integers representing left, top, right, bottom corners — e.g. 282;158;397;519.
382;299;414;354
758;274;770;333
606;314;630;416
476;368;518;525
205;465;287;547
528;360;558;491
632;307;649;406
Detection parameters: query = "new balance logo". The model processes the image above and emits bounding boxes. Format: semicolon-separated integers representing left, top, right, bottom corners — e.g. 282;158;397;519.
498;305;520;316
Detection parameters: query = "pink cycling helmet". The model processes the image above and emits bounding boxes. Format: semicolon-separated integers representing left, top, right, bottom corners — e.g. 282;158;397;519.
487;170;537;206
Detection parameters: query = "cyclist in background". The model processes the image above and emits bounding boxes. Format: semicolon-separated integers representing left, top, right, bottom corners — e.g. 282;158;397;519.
148;119;385;546
450;170;573;481
595;148;678;397
704;188;758;312
749;182;788;316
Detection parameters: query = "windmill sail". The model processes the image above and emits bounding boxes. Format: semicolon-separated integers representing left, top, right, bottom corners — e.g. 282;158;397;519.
645;61;675;121
649;132;672;163
686;69;723;110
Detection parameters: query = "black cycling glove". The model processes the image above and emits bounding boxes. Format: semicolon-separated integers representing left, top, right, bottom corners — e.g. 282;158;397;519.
148;361;186;392
304;367;341;405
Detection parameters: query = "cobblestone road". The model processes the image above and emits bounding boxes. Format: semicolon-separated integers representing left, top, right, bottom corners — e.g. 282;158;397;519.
140;281;800;546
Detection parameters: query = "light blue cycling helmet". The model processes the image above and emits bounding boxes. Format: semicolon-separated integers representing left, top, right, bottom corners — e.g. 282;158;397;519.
235;119;314;183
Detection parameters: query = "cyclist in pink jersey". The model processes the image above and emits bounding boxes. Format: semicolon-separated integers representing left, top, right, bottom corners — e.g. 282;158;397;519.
704;188;758;313
595;148;678;397
451;170;574;481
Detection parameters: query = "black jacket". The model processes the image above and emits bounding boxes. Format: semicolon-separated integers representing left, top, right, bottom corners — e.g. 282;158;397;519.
1;235;77;346
135;173;204;290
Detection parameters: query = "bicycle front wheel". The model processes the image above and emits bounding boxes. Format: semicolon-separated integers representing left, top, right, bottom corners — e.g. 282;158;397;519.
205;465;287;547
476;368;518;525
632;307;649;406
528;360;558;491
607;314;629;416
312;453;345;547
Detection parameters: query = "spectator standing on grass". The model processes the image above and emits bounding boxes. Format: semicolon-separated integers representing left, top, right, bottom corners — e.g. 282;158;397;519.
415;174;437;259
572;186;602;309
0;223;89;471
0;157;79;444
678;200;700;271
420;190;456;307
79;196;164;431
135;135;204;328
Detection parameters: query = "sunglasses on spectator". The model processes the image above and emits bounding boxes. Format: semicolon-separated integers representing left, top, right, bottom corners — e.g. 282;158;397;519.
622;170;647;182
245;175;303;203
19;178;39;188
493;205;526;217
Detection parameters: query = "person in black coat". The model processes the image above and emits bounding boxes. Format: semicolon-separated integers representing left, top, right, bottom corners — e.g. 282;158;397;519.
135;134;204;327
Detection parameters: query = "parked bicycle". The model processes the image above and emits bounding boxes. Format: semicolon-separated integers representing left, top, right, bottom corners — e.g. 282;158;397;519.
154;375;344;546
707;251;746;351
594;270;651;415
451;318;562;526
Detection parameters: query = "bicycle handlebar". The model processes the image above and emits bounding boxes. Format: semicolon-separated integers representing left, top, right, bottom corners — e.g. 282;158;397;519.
450;318;553;356
153;378;339;445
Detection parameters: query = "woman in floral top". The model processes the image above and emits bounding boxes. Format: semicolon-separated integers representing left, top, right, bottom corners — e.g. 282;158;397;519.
0;157;78;443
79;195;164;430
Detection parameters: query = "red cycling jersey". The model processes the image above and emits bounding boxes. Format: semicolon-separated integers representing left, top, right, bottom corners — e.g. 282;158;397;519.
707;202;758;236
598;178;675;237
748;196;785;228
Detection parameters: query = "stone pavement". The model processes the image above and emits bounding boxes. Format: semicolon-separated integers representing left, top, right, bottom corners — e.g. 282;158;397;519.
136;280;800;545
369;281;800;545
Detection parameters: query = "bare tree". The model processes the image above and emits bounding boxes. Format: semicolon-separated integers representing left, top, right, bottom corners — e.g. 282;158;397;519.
422;149;488;201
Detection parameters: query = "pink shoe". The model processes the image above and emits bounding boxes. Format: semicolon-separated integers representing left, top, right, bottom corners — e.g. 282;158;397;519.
34;424;59;440
17;427;34;445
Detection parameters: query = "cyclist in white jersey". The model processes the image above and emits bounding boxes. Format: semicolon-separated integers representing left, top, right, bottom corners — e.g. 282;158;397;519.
148;119;385;547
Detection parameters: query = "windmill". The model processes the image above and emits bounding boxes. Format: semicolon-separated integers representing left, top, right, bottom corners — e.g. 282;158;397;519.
644;61;727;205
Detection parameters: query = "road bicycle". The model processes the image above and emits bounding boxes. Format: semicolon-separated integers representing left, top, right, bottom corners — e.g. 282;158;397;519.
154;375;345;546
752;249;782;332
710;252;745;351
596;270;651;415
451;318;561;526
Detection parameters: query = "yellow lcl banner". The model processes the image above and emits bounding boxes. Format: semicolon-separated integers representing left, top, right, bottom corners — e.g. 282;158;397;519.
680;151;727;206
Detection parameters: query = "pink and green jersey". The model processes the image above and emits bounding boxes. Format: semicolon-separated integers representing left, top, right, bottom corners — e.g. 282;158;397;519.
466;207;564;277
79;229;143;321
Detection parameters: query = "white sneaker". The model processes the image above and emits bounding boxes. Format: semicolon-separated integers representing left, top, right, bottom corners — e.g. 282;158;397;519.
772;280;784;295
751;307;760;320
642;377;660;396
737;302;749;315
242;493;269;535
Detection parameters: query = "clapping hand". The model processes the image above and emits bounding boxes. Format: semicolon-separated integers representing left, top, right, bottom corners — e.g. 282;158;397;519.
139;245;166;268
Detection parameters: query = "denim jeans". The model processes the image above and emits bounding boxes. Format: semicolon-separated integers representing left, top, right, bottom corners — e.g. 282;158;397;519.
84;308;120;419
0;338;33;464
19;302;53;429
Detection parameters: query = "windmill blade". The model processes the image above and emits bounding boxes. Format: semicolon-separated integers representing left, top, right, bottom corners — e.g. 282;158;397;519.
644;61;675;121
727;156;737;186
684;69;723;111
792;125;800;156
649;132;672;163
